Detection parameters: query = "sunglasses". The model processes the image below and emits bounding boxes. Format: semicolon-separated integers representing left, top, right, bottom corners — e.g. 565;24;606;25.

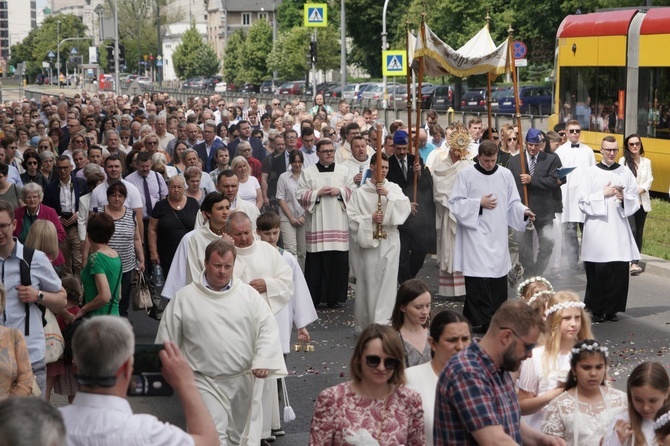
365;355;399;370
558;132;566;137
27;161;38;166
145;141;158;146
500;326;535;353
628;141;641;147
39;145;51;149
568;129;581;134
508;137;517;142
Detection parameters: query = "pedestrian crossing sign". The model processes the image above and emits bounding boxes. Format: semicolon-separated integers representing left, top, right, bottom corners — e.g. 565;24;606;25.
382;51;407;76
304;3;327;27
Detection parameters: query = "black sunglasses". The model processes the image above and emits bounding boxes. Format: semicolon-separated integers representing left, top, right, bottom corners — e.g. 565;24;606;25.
568;129;581;134
365;355;399;370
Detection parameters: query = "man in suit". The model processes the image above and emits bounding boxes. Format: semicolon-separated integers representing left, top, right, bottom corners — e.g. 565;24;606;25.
43;155;88;277
193;120;225;173
385;129;436;283
507;128;562;277
227;120;266;162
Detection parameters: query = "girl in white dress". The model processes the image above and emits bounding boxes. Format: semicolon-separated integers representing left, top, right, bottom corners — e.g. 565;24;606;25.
542;339;627;445
602;362;670;446
518;291;594;430
654;401;670;446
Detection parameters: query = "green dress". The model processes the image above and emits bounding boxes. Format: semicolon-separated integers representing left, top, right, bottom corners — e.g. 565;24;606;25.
81;251;122;317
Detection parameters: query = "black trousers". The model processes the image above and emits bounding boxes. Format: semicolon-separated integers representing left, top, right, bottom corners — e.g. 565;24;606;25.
584;261;630;315
628;208;647;265
463;276;508;327
305;250;349;305
398;229;428;284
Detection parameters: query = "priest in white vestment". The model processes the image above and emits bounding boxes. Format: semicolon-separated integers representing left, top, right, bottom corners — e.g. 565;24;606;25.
579;136;640;323
449;140;535;331
297;138;354;308
347;153;411;333
432;138;473;298
161;193;233;299
555;120;595;268
156;239;287;446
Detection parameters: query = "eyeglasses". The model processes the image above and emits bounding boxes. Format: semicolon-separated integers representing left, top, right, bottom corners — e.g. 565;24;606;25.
272;102;280;106
492;136;500;140
601;148;619;153
628;141;641;147
74;139;85;144
121;135;130;139
500;326;535;353
39;145;51;149
568;129;581;134
0;222;12;231
145;141;158;146
318;149;335;154
365;355;399;370
56;165;71;170
508;137;517;142
26;161;38;166
558;132;566;137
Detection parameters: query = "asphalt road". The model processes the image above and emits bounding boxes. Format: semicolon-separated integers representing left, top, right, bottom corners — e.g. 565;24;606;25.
115;255;670;445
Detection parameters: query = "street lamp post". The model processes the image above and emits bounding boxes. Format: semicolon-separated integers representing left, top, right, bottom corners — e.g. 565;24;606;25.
272;0;278;86
56;20;61;85
113;0;120;94
340;0;346;90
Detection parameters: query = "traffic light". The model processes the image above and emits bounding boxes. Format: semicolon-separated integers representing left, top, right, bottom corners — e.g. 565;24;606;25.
119;45;126;66
106;46;114;66
309;41;317;65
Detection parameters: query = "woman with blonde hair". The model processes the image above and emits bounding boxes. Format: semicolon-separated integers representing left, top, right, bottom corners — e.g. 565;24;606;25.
518;291;594;430
501;128;520;156
0;283;34;399
231;155;262;209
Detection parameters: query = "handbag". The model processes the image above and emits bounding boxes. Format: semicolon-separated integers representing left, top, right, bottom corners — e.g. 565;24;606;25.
132;271;165;321
44;309;64;364
132;271;154;311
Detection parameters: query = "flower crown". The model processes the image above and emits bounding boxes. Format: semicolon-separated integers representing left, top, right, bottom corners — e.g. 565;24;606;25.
654;411;670;430
517;276;553;298
544;301;585;317
571;342;609;358
528;290;554;305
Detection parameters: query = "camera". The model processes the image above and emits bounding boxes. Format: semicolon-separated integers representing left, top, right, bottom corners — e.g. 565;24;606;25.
127;344;174;397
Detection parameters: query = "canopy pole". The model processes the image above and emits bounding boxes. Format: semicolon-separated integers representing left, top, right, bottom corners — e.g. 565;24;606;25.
374;123;387;240
413;16;426;204
406;20;413;159
487;72;493;139
508;25;528;207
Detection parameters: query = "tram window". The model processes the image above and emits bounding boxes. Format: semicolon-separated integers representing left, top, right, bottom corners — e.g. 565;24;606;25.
637;68;670;139
559;67;626;134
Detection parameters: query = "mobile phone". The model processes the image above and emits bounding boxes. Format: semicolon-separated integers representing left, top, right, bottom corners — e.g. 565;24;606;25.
127;344;174;397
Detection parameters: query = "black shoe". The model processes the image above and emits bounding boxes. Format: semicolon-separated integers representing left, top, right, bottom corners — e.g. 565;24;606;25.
592;313;606;323
271;429;285;437
327;302;341;309
605;313;619;322
260;440;272;446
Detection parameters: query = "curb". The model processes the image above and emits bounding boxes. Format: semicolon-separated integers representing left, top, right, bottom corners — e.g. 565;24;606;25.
640;254;670;280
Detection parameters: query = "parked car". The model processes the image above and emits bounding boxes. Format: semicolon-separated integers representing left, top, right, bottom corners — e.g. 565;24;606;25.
206;75;223;90
277;80;306;95
316;81;338;96
240;83;260;93
497;85;552;115
137;76;152;87
360;83;384;100
461;88;489;112
355;82;380;101
490;87;512;113
323;84;342;98
214;82;228;93
342;83;362;100
260;79;283;94
431;84;467;111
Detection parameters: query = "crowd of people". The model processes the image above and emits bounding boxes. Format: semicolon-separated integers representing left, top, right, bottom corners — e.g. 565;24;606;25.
0;89;666;446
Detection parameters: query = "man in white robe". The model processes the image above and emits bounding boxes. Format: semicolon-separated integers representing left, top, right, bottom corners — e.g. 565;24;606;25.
225;212;293;444
449;140;535;332
555;119;595;269
432;142;473;297
579;136;640;323
297;139;354;308
194;171;259;229
156;239;286;446
347;153;411;333
161;192;233;299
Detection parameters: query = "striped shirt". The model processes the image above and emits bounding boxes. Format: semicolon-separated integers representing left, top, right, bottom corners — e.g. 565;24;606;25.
101;207;137;273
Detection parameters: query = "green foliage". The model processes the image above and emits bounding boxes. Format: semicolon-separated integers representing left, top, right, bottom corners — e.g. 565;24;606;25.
242;19;273;84
172;26;220;79
277;0;307;32
9;13;89;77
223;30;246;85
267;26;341;80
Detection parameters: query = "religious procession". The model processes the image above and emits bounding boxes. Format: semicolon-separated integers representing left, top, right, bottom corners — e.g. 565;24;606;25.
1;6;670;446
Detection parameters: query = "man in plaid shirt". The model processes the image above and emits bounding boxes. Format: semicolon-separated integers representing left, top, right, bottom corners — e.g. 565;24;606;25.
434;301;566;446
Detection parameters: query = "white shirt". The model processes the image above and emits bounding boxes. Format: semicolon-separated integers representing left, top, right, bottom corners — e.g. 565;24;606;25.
60;392;195;446
88;179;143;211
59;179;76;213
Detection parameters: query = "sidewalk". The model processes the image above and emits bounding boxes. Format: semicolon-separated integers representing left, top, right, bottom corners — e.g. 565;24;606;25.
641;253;670;279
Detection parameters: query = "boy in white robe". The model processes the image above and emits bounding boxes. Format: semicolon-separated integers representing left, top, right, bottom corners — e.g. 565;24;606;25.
449;140;535;332
347;153;411;333
156;239;287;445
578;136;640;322
256;212;319;440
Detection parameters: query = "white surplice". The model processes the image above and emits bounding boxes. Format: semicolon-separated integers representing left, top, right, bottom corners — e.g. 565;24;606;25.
449;164;529;278
555;142;595;223
156;276;287;446
347;178;410;333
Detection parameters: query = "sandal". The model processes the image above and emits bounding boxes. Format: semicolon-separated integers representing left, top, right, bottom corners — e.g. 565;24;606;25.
630;264;642;276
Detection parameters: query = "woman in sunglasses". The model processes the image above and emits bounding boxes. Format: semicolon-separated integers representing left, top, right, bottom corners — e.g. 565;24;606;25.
309;324;425;445
20;149;48;189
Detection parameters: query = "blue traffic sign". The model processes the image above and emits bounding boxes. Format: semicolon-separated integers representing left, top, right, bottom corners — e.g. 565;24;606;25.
48;51;55;59
70;47;78;55
513;41;527;60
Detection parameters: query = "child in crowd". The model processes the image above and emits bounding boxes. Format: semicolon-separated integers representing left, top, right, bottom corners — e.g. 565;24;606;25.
542;339;628;445
518;291;594;430
655;401;670;446
518;276;554;319
603;362;669;446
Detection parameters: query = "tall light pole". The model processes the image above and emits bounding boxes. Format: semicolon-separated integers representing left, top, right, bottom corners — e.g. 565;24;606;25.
113;0;120;94
340;0;346;90
272;0;277;86
56;20;61;84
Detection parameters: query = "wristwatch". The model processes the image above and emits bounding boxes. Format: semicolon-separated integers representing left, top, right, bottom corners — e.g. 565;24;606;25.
37;292;44;302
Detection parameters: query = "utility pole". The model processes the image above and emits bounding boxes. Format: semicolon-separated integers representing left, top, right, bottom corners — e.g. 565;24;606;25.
156;0;162;84
114;0;120;94
56;20;61;85
340;0;346;90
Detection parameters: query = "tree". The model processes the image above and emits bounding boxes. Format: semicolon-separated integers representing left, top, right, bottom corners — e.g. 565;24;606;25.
242;19;273;84
277;0;307;32
172;25;220;79
267;26;341;80
223;30;246;86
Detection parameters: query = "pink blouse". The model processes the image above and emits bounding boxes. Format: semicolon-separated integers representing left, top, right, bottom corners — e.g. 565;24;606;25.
309;382;425;446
